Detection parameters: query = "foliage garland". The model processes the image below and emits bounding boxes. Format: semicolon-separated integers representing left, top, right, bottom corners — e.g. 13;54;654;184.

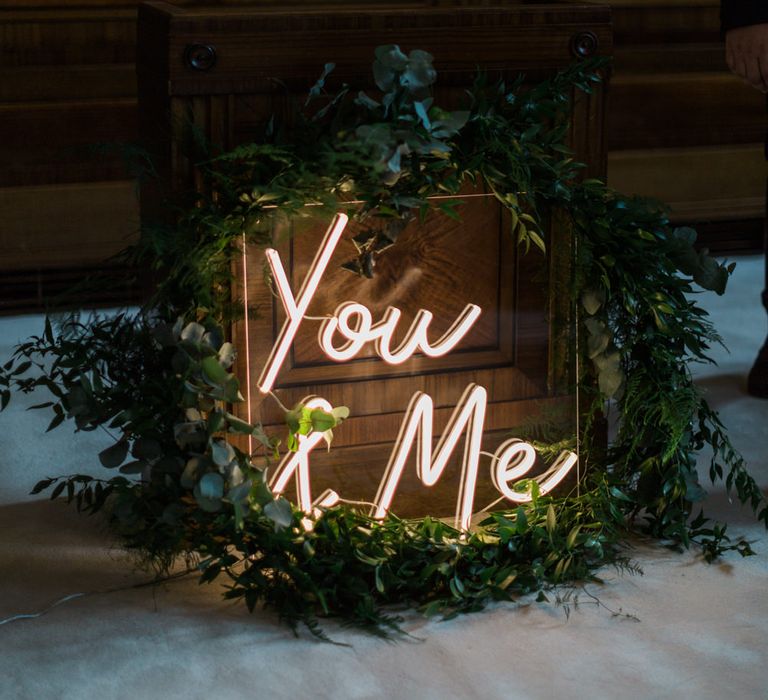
2;46;766;638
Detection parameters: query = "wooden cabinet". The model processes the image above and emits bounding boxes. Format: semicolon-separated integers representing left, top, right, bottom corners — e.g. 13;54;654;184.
137;1;611;515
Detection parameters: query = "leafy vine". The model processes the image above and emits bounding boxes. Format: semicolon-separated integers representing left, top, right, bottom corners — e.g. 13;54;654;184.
1;46;765;637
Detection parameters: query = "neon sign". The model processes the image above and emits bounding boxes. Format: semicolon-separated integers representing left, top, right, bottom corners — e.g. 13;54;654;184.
256;213;578;529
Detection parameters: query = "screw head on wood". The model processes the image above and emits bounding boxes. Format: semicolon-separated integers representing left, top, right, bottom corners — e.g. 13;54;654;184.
184;44;217;71
570;31;599;59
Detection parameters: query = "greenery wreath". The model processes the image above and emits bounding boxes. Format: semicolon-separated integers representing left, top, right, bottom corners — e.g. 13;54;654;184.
2;46;766;638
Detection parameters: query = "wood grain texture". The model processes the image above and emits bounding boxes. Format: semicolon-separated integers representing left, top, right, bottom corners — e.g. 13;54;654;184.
0;1;141;310
0;181;140;269
609;73;765;150
608;145;765;222
600;0;765;251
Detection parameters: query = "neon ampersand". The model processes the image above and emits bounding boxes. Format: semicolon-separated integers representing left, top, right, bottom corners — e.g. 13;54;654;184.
269;396;340;515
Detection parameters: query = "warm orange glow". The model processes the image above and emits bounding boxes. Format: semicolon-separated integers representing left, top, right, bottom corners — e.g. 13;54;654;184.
248;213;579;529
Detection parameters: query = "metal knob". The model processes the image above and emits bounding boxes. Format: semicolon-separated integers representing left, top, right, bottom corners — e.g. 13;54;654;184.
570;31;599;59
184;44;217;71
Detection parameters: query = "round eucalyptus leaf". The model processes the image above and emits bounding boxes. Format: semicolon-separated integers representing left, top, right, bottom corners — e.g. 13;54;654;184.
211;439;236;468
198;472;224;500
264;497;293;529
218;342;236;368
180;322;205;343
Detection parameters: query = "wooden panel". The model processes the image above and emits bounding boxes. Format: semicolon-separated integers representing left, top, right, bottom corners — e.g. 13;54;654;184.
137;2;604;515
609;73;765;150
154;3;611;97
234;203;574;518
238;196;553;427
595;0;766;252
0;64;136;102
0;2;141;310
0;181;139;269
0;8;137;67
0;100;137;187
608;144;766;221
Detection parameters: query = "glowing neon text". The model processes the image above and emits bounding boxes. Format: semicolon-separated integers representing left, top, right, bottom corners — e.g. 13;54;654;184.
258;213;578;529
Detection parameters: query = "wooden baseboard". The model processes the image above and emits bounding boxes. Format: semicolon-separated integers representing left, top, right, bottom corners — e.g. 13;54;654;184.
0;180;140;270
608;144;766;222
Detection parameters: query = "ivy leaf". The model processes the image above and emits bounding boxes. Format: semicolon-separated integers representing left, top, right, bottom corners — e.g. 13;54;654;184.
594;351;624;398
585;318;611;359
331;406;350;422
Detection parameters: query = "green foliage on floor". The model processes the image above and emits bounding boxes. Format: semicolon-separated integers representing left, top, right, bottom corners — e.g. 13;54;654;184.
2;47;765;638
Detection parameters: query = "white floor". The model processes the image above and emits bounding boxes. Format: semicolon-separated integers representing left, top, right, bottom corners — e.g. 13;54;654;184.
1;256;767;700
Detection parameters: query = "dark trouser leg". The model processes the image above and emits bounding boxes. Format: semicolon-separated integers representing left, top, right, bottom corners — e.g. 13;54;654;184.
746;286;768;398
746;134;768;398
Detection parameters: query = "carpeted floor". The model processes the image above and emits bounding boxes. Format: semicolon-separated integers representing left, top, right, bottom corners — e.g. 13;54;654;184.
1;256;766;700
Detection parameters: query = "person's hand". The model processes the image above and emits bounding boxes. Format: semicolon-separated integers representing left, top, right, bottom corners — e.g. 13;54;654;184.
726;23;768;92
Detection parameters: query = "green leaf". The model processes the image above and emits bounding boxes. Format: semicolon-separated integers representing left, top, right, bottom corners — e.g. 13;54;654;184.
285;409;301;433
198;472;224;501
310;408;336;433
331;406;350;422
98;440;129;469
211;439;235;467
180;322;205;343
119;460;147;475
201;356;230;386
218;342;236;369
30;478;55;495
264;497;293;529
46;412;65;432
515;506;528;534
546;504;556;534
594;351;623;398
131;438;162;462
581;288;605;315
181;457;206;489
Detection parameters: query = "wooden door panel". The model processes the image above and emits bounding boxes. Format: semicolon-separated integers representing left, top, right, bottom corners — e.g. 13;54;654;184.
236;194;554;437
138;1;608;516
